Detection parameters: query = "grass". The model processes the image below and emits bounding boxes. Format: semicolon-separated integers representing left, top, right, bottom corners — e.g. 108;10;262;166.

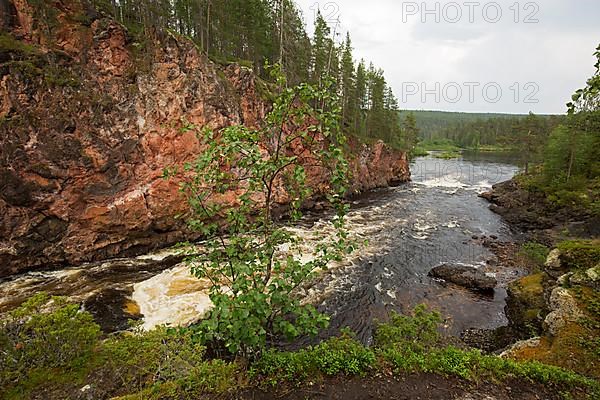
467;144;518;152
434;151;462;159
519;242;551;269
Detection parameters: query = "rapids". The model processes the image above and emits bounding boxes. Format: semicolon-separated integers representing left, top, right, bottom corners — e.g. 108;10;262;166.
0;152;522;342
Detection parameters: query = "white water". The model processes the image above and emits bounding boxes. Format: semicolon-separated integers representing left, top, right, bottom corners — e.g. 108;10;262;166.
0;152;522;338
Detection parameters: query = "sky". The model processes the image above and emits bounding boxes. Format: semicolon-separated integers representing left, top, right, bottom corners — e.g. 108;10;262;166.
294;0;600;114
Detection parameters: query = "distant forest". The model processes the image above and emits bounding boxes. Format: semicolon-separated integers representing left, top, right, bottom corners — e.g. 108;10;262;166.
400;110;564;150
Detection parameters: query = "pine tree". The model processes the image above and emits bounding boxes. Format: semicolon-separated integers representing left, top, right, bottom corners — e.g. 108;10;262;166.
340;32;356;130
311;11;331;87
402;113;420;153
354;60;367;136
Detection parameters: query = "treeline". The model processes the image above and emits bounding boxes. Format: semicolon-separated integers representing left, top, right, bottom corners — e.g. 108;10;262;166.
522;44;600;213
397;110;523;141
435;114;563;149
89;0;403;146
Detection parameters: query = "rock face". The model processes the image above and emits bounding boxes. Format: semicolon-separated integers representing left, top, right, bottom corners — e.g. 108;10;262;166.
0;0;410;277
429;264;497;292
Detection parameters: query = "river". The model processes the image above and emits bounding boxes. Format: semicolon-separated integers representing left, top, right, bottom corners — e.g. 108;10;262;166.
0;152;522;343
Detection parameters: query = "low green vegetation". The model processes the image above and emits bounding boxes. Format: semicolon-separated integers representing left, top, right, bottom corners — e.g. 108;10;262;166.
519;242;551;268
2;297;598;399
0;293;241;400
557;240;600;270
434;151;462;160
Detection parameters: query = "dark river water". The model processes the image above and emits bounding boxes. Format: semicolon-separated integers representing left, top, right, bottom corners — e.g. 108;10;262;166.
297;150;522;344
0;152;522;342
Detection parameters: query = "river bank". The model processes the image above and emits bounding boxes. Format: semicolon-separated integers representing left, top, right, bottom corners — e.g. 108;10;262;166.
479;178;600;380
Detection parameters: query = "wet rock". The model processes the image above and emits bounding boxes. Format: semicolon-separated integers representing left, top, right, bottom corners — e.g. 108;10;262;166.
482;179;594;236
461;328;509;353
478;191;494;202
83;288;141;332
429;264;497;292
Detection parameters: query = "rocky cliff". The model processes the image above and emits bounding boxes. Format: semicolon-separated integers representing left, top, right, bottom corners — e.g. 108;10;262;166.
0;0;410;277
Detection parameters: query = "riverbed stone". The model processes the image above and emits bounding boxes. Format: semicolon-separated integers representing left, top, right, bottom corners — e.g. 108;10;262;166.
429;264;497;292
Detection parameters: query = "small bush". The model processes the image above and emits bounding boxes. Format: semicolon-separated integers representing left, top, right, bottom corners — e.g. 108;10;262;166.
116;359;240;399
0;293;101;387
99;326;207;390
374;305;442;352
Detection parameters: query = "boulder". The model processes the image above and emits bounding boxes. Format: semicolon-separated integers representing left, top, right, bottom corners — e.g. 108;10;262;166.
544;249;567;279
504;273;547;335
429;264;497;292
543;287;584;337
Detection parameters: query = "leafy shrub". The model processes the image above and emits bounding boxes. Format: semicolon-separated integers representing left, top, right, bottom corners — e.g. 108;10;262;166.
374;305;442;352
250;332;376;386
168;67;350;355
0;293;101;387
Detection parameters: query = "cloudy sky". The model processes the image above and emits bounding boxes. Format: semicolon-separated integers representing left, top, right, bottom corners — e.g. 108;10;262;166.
294;0;600;114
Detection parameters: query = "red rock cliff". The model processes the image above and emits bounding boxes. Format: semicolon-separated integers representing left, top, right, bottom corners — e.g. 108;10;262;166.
0;0;410;277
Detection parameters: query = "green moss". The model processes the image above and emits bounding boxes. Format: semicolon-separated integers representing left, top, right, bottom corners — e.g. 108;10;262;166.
512;273;545;301
0;34;39;56
42;64;81;88
519;242;551;268
210;54;254;69
558;240;600;270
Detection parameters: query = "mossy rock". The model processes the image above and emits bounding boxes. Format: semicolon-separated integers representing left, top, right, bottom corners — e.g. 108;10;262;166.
509;321;600;380
557;240;600;270
506;273;548;334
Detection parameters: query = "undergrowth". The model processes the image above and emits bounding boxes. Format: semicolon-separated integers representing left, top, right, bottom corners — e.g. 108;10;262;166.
1;296;599;399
